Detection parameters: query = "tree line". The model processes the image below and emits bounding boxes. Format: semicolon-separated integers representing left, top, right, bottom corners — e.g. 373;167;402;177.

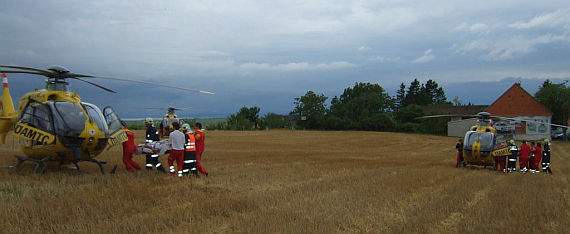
210;79;570;136
211;79;451;134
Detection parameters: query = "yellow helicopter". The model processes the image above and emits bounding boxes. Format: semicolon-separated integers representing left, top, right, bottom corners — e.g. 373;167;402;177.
145;106;190;137
0;65;213;174
418;112;568;168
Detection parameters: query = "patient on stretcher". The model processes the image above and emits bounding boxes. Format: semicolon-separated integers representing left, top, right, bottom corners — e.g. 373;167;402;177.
135;140;171;155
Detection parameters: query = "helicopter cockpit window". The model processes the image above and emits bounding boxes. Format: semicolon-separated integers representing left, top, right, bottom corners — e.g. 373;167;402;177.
82;103;109;136
52;102;86;136
464;131;495;152
20;103;53;133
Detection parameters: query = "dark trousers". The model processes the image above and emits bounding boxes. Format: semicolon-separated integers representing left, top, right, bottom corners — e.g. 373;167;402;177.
542;156;552;174
183;151;198;176
145;153;165;172
507;155;517;172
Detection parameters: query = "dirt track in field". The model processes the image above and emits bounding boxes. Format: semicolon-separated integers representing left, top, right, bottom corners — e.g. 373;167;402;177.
1;130;569;233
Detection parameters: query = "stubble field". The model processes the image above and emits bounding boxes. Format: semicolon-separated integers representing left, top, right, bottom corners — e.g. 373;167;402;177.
0;130;569;233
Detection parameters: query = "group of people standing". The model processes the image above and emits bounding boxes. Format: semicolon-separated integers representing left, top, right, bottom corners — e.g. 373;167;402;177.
455;138;552;174
503;139;552;174
121;118;208;177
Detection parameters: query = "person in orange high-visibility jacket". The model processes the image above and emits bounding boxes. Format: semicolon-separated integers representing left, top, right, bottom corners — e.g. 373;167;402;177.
194;123;208;176
122;123;141;172
181;123;198;177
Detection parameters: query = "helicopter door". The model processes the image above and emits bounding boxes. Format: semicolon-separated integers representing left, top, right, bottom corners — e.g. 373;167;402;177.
82;103;109;137
18;102;56;145
103;106;123;134
103;106;127;148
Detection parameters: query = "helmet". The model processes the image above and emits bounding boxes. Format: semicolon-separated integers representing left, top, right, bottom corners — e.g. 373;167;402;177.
509;139;515;145
145;117;153;124
181;123;191;131
544;139;550;144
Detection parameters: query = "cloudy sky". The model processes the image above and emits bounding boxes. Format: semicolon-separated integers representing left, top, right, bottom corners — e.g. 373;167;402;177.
1;0;569;118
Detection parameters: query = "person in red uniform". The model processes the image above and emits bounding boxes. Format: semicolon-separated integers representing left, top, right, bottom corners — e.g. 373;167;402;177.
532;143;542;173
455;138;465;168
529;142;537;173
519;140;531;173
122;123;141;172
168;122;186;177
194;122;208;176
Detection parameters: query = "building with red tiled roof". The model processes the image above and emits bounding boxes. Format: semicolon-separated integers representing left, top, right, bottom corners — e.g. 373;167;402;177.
486;83;552;117
448;83;552;140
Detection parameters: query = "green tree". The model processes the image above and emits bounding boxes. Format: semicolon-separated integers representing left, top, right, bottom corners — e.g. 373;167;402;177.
536;80;570;138
418;79;447;105
403;78;421;106
227;106;261;130
395;104;424;123
291;91;328;129
327;82;394;130
260;113;290;129
395;82;406;111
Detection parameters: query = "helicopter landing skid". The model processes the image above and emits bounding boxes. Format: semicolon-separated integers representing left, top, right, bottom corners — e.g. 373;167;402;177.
13;156;51;174
13;156;111;175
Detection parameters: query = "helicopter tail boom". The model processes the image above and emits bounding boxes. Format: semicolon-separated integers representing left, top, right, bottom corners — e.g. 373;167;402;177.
0;73;17;144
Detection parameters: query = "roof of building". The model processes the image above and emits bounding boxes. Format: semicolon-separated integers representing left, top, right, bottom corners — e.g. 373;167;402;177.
421;104;488;115
485;83;552;116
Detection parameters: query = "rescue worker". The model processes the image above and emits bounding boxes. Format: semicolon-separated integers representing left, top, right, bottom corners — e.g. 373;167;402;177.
529;142;537;173
542;139;552;174
507;140;518;173
194;123;208;176
121;122;141;172
168;122;185;177
455;138;465;168
497;146;507;173
144;118;165;172
181;123;198;177
519;140;530;173
532;143;542;173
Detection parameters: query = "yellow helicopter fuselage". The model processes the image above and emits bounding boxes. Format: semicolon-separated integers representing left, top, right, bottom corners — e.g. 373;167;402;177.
160;113;179;137
1;87;125;162
462;125;510;167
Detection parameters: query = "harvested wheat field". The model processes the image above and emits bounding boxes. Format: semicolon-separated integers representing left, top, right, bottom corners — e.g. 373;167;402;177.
0;130;569;233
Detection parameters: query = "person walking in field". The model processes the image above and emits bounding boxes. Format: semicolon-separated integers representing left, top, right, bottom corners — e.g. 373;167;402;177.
194;122;208;176
181;123;198;177
519;140;530;173
529;142;537;173
507;140;518;173
532;142;542;173
168;122;185;177
122;122;141;172
144;117;165;173
455;138;465;168
542;139;552;174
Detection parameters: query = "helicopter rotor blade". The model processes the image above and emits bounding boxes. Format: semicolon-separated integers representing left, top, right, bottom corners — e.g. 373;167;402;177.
67;73;95;78
70;78;116;93
0;70;51;77
490;116;570;129
88;76;215;95
171;107;192;110
0;65;52;74
415;114;477;120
